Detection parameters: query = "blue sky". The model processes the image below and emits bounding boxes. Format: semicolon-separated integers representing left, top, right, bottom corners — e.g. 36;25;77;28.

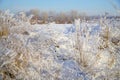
0;0;120;15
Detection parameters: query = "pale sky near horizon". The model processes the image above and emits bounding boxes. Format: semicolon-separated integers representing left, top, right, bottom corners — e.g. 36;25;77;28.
0;0;120;15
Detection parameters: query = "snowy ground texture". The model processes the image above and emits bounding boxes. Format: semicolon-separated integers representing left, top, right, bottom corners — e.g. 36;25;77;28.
0;11;120;80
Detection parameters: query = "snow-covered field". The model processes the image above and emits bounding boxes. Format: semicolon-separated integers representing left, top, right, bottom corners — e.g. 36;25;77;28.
0;11;120;80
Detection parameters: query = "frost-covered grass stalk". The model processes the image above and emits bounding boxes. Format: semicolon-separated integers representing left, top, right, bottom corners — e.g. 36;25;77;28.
0;11;26;79
0;10;63;80
74;15;120;79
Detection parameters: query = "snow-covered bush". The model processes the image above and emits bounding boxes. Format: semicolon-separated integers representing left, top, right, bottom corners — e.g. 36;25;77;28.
0;11;34;79
74;17;120;79
0;10;62;80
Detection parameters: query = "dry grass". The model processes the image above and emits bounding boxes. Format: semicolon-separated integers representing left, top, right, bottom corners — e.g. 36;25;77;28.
0;38;30;79
0;13;32;79
74;18;120;79
0;10;119;79
0;24;9;38
0;33;41;80
0;14;10;38
0;53;28;79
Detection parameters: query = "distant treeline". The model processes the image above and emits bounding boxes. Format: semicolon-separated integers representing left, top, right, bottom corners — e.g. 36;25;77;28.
26;9;88;24
26;9;120;24
0;9;119;25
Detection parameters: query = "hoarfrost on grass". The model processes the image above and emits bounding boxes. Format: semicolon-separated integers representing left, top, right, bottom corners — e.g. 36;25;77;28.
0;11;120;80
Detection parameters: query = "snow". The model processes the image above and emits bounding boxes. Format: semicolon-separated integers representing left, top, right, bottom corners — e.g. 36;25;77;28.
0;11;120;79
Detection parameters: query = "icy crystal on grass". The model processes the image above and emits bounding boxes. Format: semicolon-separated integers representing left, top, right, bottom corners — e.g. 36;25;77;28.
0;11;120;80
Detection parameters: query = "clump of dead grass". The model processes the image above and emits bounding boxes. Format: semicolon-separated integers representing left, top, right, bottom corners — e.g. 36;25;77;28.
0;52;29;79
0;20;10;38
0;36;30;79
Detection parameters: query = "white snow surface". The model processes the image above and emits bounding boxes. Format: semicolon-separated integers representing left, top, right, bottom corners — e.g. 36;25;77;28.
0;19;120;80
